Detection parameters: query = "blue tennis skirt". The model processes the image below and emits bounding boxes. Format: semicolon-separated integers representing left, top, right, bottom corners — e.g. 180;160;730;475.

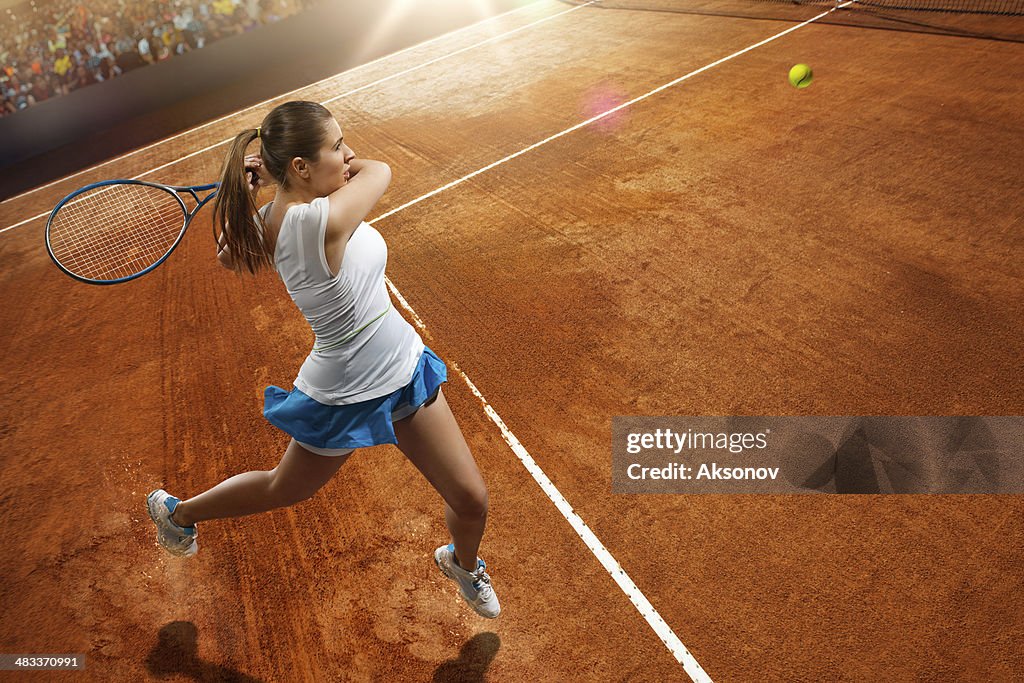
263;346;447;450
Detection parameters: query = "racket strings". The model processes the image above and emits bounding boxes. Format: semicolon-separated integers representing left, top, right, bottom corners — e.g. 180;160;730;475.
48;183;187;281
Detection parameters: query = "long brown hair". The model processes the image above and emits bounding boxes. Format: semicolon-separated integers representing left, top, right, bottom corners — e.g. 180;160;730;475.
213;100;335;274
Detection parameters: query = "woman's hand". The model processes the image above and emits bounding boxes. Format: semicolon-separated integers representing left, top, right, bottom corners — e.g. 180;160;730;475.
244;154;274;191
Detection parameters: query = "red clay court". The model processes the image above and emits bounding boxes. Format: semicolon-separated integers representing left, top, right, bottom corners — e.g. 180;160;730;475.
1;0;1023;680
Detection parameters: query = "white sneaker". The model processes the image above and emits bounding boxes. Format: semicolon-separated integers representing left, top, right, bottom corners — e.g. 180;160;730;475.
434;544;500;619
146;489;198;557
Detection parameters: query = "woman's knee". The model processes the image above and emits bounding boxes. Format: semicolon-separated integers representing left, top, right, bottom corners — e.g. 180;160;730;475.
450;485;488;520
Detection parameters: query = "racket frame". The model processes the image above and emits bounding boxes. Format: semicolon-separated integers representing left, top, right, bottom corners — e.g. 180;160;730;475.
44;178;219;285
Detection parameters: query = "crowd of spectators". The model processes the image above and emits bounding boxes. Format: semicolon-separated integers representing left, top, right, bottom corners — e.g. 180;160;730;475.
1;0;315;117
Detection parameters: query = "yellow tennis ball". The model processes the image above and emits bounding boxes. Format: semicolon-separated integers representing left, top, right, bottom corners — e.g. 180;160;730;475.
789;63;813;89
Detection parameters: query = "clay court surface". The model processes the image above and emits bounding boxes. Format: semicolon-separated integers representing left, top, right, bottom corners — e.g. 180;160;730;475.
2;1;1023;680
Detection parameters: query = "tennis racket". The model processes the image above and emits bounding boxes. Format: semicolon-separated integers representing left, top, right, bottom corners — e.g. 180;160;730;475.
45;179;219;285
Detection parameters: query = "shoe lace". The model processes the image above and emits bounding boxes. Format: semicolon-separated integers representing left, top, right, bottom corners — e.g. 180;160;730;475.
469;566;493;596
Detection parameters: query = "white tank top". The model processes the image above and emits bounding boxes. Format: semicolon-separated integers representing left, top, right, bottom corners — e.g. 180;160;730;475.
262;197;424;405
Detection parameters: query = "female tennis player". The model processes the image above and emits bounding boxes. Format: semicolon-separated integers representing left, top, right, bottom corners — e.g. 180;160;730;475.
146;100;499;619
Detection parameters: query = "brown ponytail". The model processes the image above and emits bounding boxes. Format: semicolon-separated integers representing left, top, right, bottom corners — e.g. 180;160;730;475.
213;101;335;274
213;128;273;274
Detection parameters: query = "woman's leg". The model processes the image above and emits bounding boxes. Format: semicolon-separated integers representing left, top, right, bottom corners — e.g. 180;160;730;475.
170;440;354;527
392;388;488;572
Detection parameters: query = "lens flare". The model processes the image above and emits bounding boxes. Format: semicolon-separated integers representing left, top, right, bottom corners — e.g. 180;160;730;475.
580;81;630;134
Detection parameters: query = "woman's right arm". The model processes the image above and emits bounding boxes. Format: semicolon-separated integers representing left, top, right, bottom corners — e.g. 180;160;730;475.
324;158;392;242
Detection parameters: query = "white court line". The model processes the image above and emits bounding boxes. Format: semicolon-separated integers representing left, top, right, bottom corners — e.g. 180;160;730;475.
374;1;851;226
386;276;719;678
2;1;594;236
0;0;585;217
375;4;852;680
